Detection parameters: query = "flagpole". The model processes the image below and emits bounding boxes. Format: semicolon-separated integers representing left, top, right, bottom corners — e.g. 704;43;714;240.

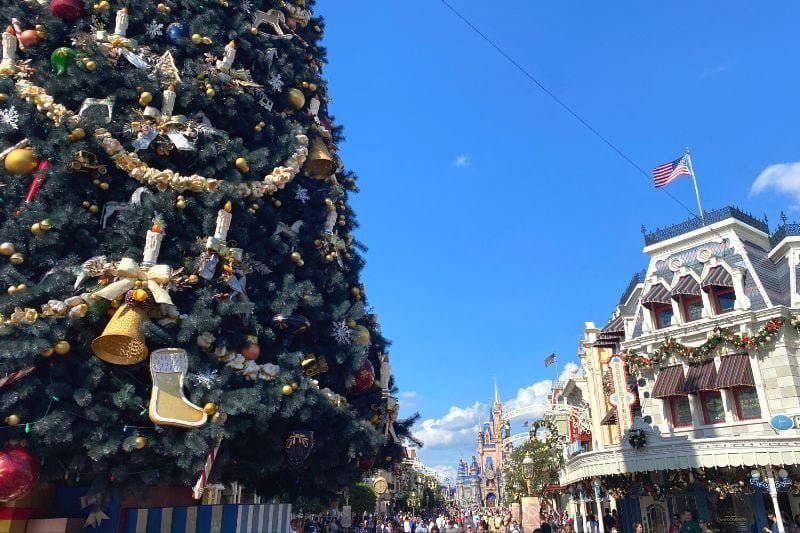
685;147;705;225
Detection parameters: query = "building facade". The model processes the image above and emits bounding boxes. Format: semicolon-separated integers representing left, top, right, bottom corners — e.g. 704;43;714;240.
560;208;800;533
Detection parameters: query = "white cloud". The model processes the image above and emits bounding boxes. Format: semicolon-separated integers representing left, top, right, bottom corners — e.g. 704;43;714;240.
751;162;800;205
453;155;469;168
412;402;486;450
398;391;418;411
429;465;458;482
700;61;732;79
503;362;580;414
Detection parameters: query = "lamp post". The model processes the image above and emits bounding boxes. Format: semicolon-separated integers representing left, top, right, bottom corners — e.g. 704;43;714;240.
522;454;535;496
591;478;605;533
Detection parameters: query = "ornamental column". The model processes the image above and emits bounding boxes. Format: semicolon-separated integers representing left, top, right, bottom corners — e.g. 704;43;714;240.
767;468;786;533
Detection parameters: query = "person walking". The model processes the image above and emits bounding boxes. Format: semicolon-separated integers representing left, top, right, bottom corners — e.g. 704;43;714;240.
680;511;701;533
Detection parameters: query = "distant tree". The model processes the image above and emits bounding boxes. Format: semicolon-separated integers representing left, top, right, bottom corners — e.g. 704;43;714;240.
350;482;377;517
502;429;564;502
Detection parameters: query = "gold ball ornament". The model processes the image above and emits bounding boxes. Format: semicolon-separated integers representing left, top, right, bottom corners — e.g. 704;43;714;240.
4;148;39;176
290;251;301;263
98;0;110;9
84;60;97;71
176;198;187;209
138;91;153;106
351;287;361;300
99;182;109;190
5;414;20;426
88;205;99;214
187;274;200;285
203;403;218;415
131;288;149;302
281;384;294;396
235;157;249;172
212;412;228;424
156;3;170;12
0;93;7;103
39;219;52;231
272;199;281;207
41;347;54;357
291;382;298;391
9;253;24;265
54;340;71;355
205;87;216;97
6;286;16;295
249;26;258;35
134;436;148;449
191;33;202;44
287;88;305;110
353;325;371;346
347;319;357;328
16;284;26;291
30;223;43;236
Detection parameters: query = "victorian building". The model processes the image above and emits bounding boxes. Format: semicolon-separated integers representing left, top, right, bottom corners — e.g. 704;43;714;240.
559;207;800;533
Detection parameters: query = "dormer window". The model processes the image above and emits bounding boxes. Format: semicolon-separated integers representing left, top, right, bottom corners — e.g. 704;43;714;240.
671;275;703;323
642;284;672;329
702;266;736;314
651;303;674;329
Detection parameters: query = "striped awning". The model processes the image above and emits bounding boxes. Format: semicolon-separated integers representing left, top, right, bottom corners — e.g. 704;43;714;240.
702;266;734;290
600;408;617;426
717;353;755;389
642;284;671;307
651;365;687;398
671;276;701;299
596;316;625;347
602;316;624;334
683;360;718;394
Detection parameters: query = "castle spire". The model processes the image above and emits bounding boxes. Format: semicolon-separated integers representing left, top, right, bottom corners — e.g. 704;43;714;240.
493;378;501;410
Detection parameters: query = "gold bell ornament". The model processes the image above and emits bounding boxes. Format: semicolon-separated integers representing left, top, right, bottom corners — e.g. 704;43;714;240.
91;302;149;364
304;137;337;178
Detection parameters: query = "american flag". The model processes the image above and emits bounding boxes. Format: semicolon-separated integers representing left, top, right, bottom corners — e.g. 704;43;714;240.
652;154;691;188
544;353;557;367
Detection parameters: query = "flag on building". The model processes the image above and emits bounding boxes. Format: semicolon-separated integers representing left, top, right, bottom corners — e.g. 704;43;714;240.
652;154;691;188
544;353;557;367
522;420;529;427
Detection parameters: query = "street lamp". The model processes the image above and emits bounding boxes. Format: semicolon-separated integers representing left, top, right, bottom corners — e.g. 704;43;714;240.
522;454;534;496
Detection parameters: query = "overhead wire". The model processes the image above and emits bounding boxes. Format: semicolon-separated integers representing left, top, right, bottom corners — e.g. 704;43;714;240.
437;0;711;230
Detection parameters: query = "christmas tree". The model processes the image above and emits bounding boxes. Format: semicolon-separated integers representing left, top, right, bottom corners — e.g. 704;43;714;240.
0;0;417;505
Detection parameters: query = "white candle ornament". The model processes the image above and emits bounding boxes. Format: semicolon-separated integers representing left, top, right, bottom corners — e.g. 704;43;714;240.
161;85;176;117
0;30;18;75
114;8;129;37
142;222;164;266
213;202;233;240
222;41;236;69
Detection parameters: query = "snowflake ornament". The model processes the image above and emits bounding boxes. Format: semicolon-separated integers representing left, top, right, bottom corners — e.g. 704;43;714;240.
144;21;164;38
331;321;352;345
294;185;310;204
240;0;254;15
0;106;19;131
190;370;220;389
267;72;284;92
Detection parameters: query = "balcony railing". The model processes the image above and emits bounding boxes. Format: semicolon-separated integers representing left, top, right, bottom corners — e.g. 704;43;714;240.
644;207;769;246
769;223;800;247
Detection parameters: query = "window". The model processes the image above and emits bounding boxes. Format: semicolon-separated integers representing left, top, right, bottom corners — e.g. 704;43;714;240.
733;387;761;420
651;303;674;329
711;287;736;314
700;391;725;424
669;396;693;427
680;295;703;322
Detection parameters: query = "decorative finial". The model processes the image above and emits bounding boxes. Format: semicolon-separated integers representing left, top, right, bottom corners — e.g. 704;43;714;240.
640;225;647;235
781;211;788;225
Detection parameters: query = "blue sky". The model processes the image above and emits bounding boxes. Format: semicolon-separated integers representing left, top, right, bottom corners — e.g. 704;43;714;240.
318;1;800;478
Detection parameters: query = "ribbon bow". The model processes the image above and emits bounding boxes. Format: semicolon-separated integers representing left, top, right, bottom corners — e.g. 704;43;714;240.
94;257;173;304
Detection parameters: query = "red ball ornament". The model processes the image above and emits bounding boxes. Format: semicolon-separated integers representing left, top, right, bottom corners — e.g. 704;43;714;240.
240;337;260;361
347;358;375;395
0;444;39;502
50;0;85;21
19;30;41;48
358;455;376;472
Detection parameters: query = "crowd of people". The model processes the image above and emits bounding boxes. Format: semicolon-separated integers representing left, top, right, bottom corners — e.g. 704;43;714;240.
290;504;565;533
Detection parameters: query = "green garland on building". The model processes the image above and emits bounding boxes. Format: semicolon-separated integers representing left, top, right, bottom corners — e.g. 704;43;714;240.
624;318;785;373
